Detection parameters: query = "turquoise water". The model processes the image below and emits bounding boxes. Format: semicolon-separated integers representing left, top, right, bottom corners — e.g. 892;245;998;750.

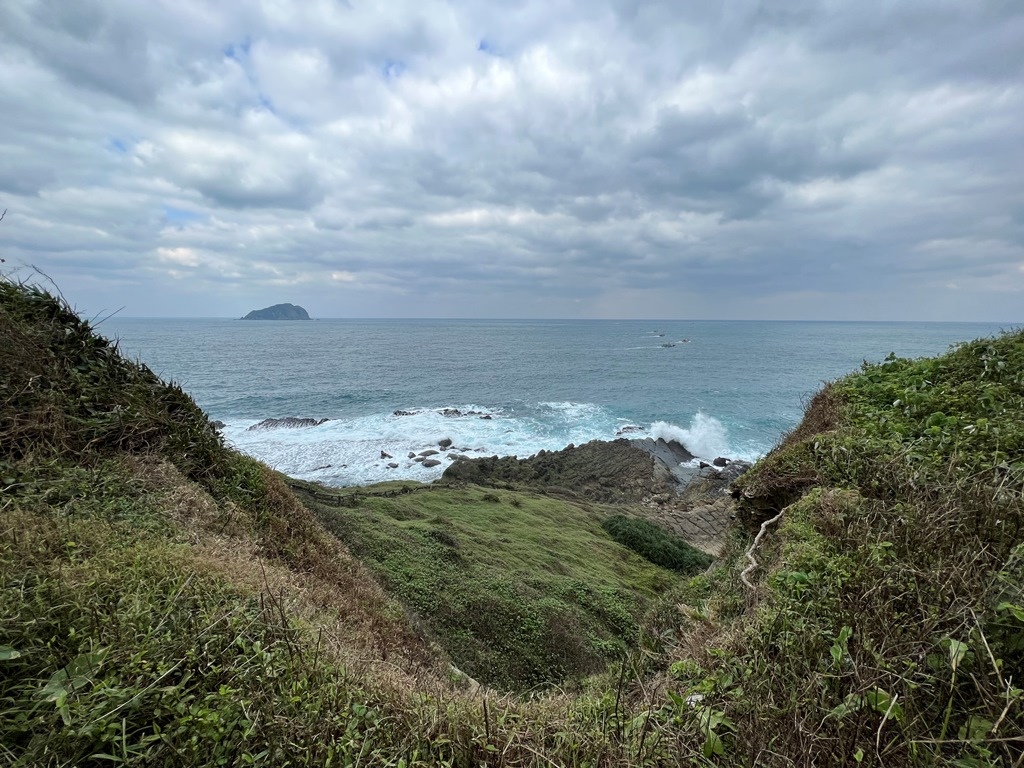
99;318;1014;487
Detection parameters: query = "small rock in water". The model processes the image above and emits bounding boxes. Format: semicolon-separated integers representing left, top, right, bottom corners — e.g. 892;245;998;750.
699;461;711;469
713;457;729;467
438;437;453;449
393;410;417;417
419;449;440;457
479;414;492;420
408;452;416;459
211;420;226;430
311;464;333;471
422;459;442;468
413;456;425;463
380;451;392;459
247;416;329;431
387;462;399;469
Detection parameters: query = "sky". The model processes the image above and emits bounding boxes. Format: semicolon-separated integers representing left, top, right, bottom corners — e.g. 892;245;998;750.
1;1;1022;320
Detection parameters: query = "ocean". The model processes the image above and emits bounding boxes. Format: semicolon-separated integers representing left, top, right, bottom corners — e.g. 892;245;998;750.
97;318;1014;487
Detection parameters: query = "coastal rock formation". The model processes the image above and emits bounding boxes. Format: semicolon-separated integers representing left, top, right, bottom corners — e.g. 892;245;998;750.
247;417;329;431
438;408;491;418
441;436;752;555
628;437;696;482
242;303;311;320
441;438;680;504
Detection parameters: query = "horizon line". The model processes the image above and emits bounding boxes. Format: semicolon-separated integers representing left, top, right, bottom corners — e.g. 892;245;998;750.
99;316;1023;325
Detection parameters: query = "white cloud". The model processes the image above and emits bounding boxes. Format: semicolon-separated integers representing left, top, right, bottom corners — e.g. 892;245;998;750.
0;0;1021;320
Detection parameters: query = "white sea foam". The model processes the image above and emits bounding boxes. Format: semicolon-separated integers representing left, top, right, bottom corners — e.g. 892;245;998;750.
220;402;763;487
650;413;731;461
222;401;624;487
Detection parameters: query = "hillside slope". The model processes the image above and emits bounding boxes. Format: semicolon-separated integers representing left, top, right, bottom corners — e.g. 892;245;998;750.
0;280;446;765
2;276;1021;766
661;332;1024;765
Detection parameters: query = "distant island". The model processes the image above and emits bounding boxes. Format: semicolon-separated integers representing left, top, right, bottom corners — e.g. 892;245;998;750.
241;303;310;320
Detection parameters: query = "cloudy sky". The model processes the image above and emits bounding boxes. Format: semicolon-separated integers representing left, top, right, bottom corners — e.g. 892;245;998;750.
1;1;1022;319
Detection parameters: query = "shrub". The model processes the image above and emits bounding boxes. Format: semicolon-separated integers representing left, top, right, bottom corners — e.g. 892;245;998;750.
601;515;713;574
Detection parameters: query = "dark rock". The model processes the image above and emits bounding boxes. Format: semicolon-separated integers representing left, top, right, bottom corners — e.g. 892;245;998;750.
413;456;425;463
210;420;226;429
311;464;332;471
699;461;711;469
381;451;392;459
393;410;418;417
438;408;488;418
408;452;416;459
679;460;754;504
719;460;753;485
247;417;329;431
419;449;440;457
387;462;399;469
616;425;643;436
438;438;453;449
422;459;442;468
713;457;729;467
441;438;678;504
241;303;310;321
630;438;697;484
480;414;492;420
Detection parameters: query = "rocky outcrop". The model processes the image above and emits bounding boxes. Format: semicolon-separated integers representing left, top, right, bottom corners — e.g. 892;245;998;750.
441;438;679;504
441;436;753;556
241;303;310;320
438;408;491;418
247;417;329;431
628;438;696;483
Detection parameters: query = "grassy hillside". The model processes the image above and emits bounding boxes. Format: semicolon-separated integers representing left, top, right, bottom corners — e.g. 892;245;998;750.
294;481;685;690
668;332;1024;765
2;276;1021;766
0;280;444;765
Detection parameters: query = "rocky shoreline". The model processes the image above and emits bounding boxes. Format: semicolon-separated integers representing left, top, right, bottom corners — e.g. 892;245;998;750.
221;414;751;553
441;437;751;556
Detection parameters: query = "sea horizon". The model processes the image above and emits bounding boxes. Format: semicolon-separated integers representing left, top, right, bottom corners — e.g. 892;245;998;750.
98;316;1017;488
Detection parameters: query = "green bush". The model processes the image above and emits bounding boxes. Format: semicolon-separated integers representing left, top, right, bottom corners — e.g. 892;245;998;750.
601;515;713;575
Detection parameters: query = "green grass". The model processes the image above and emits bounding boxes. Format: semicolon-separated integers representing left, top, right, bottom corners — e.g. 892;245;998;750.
299;484;680;690
6;275;1023;766
675;331;1024;765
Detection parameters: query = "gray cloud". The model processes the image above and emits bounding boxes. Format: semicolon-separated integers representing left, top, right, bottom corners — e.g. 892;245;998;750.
0;0;1022;320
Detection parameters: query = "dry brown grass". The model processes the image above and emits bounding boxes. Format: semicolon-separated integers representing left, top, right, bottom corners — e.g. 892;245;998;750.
126;455;448;682
779;383;844;450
